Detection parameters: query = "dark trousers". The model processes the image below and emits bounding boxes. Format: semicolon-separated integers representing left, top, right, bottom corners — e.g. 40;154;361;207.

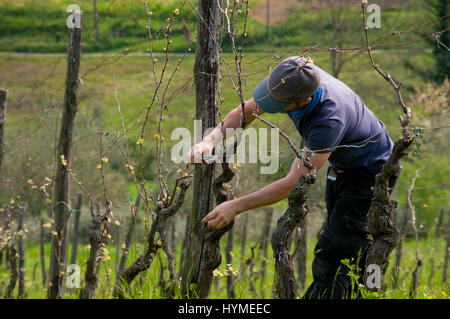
303;165;399;299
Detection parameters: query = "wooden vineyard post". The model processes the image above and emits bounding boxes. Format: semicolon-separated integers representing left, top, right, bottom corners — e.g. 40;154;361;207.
48;9;83;299
0;88;7;180
180;0;221;298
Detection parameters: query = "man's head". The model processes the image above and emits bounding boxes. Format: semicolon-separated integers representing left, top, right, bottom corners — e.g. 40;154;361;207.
253;56;321;114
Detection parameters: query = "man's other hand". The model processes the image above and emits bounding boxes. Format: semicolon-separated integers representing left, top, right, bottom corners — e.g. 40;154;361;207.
202;200;240;230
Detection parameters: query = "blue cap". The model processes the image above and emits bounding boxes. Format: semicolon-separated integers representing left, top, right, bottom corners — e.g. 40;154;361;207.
252;56;321;114
253;76;291;113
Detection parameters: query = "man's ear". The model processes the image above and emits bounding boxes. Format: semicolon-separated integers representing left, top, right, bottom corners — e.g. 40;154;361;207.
303;97;312;106
255;105;265;115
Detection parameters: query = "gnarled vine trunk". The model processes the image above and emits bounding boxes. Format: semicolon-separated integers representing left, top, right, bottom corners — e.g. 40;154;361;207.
272;171;316;299
79;203;108;299
360;1;414;293
196;162;235;299
115;180;190;298
364;139;413;292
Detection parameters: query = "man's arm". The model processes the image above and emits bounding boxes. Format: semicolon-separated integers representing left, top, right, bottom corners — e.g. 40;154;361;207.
185;98;263;163
202;149;330;229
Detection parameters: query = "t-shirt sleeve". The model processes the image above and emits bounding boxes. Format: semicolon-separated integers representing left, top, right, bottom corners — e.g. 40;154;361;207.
305;119;346;153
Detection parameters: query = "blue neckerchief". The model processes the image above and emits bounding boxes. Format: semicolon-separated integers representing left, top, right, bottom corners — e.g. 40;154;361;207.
288;86;323;119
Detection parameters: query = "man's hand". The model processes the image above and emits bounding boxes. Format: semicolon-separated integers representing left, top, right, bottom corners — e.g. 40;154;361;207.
202;200;240;230
185;140;214;164
200;149;331;230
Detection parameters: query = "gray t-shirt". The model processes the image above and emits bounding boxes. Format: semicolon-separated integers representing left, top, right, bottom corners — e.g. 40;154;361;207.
288;67;393;172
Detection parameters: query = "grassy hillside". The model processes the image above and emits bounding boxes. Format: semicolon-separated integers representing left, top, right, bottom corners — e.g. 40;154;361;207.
0;50;448;230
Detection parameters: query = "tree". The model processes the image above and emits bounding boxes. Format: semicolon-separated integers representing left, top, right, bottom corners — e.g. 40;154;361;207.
360;2;414;293
271;155;316;299
69;194;83;270
47;10;83;299
93;0;98;42
17;205;26;298
426;0;449;83
180;0;221;298
0;88;7;180
319;0;360;78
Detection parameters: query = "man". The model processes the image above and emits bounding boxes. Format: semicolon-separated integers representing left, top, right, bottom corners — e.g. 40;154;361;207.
186;56;398;298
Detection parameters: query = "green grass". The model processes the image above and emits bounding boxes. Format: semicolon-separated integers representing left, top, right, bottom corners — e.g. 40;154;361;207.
1;232;448;299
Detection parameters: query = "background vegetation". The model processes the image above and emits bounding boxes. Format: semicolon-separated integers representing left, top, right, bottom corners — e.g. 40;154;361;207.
0;0;448;299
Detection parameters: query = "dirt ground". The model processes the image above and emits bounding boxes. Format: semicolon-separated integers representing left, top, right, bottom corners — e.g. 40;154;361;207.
249;0;410;25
